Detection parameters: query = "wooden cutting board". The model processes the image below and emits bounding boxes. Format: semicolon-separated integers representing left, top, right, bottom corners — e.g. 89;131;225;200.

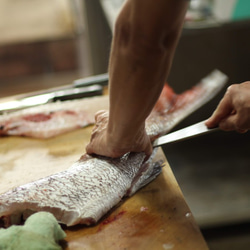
0;125;208;250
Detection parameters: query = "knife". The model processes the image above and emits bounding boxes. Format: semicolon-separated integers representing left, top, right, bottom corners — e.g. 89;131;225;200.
73;73;109;87
153;120;218;147
0;84;103;113
0;72;110;113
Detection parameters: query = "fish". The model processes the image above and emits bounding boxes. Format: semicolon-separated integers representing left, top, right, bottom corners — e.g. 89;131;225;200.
146;69;228;140
0;95;109;138
0;150;163;227
0;70;226;139
0;70;227;227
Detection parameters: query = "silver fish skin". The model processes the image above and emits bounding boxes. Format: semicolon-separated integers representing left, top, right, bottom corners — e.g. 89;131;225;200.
146;69;228;139
0;70;226;139
0;70;227;228
0;149;163;227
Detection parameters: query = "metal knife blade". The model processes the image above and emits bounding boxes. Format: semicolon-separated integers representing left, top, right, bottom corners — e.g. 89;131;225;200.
73;73;109;87
153;120;218;147
0;72;110;113
0;85;103;113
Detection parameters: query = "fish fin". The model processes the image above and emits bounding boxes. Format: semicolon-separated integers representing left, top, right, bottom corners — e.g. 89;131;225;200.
127;161;163;196
127;149;164;196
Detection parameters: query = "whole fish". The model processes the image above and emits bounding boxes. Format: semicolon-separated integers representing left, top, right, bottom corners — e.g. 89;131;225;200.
0;70;227;227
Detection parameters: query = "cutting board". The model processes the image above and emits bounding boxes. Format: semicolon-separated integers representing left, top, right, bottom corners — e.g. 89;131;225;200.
0;125;208;250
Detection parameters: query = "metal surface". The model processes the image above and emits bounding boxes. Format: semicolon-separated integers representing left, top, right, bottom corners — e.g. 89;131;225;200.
73;73;108;87
0;85;103;113
0;73;111;113
153;120;218;147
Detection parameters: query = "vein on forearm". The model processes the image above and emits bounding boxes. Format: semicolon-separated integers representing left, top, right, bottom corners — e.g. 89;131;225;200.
107;0;188;143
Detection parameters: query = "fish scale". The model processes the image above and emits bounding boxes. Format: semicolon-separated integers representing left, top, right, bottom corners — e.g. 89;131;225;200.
0;70;228;227
0;150;163;227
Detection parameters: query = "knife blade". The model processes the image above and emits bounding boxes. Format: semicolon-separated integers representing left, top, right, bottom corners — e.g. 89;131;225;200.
0;85;103;113
153;120;218;147
0;72;110;114
73;73;109;87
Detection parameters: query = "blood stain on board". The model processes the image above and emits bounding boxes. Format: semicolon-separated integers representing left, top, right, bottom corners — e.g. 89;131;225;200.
97;211;126;232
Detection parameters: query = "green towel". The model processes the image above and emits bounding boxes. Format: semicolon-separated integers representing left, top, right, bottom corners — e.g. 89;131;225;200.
0;212;66;250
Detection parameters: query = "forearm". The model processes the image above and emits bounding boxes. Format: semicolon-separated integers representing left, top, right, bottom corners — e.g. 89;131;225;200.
107;0;188;145
108;44;169;145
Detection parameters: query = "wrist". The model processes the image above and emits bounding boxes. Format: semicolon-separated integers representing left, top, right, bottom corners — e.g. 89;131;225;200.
106;121;145;150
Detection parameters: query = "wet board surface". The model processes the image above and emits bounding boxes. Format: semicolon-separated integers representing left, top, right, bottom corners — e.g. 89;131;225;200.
0;125;208;250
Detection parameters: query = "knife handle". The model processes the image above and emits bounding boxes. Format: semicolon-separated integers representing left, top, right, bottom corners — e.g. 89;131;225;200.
53;85;103;102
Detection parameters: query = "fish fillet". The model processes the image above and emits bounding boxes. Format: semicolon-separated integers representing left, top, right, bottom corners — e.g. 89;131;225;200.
0;70;228;227
0;150;163;227
0;95;109;138
0;70;226;139
146;70;228;140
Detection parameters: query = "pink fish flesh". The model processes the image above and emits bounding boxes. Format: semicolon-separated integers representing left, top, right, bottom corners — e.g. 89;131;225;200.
0;70;227;227
0;70;226;139
0;95;109;138
146;70;228;140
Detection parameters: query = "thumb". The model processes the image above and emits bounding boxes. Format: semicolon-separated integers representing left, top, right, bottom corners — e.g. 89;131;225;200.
206;95;234;128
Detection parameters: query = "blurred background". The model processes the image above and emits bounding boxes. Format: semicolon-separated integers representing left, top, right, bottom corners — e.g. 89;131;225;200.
0;0;250;249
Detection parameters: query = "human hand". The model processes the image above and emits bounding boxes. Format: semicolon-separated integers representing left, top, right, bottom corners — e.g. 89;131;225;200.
86;110;152;158
205;81;250;133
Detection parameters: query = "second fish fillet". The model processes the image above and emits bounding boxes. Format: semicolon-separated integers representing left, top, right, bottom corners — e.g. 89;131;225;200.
0;70;228;227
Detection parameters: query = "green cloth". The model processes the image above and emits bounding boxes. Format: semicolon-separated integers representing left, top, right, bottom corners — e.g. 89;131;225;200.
0;212;66;250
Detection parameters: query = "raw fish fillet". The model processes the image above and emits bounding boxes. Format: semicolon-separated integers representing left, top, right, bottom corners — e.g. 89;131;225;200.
0;70;227;227
146;70;228;140
0;70;226;139
0;95;109;138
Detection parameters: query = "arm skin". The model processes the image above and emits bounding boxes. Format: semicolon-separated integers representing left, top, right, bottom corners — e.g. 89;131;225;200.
86;0;189;158
206;81;250;133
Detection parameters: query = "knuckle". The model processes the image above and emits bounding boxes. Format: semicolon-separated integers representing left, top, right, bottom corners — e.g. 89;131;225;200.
95;110;108;120
235;118;248;130
226;84;238;96
241;81;250;86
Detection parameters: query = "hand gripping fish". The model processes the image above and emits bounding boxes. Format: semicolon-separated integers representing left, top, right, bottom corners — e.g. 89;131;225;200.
0;70;227;227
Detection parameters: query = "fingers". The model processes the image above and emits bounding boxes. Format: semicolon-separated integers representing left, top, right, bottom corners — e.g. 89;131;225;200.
144;142;153;159
95;110;108;117
207;83;250;133
206;86;234;128
94;110;109;124
86;111;108;155
219;112;249;133
87;110;154;158
218;113;237;131
85;143;93;155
